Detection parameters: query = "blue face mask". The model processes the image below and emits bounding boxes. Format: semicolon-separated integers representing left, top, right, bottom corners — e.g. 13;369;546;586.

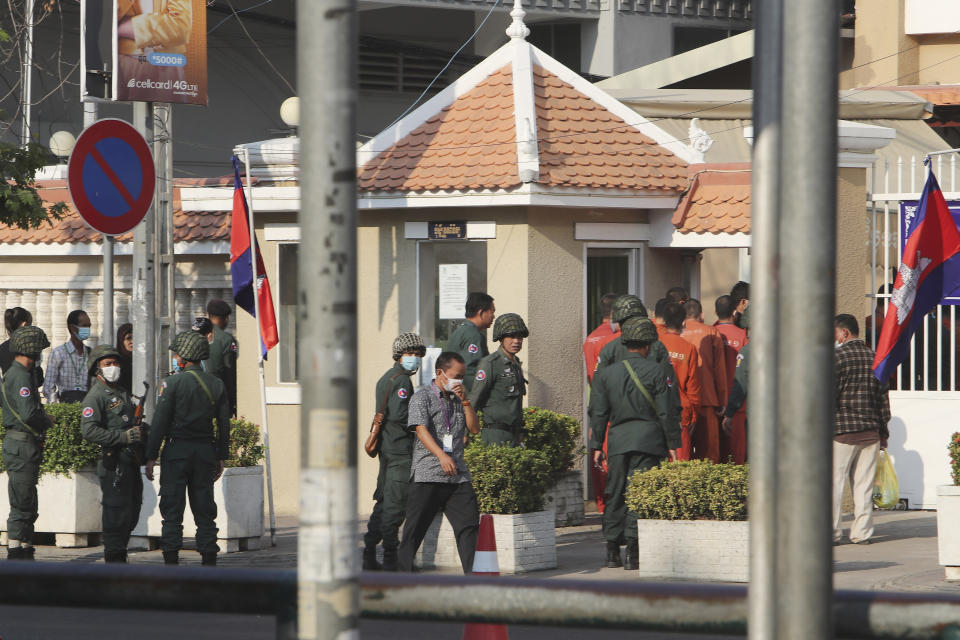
401;355;421;373
171;357;182;374
76;327;91;341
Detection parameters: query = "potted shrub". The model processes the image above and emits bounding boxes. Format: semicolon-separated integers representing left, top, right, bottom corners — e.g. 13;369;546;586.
625;460;749;582
131;417;266;553
415;442;557;573
936;433;960;579
0;403;104;547
522;407;586;526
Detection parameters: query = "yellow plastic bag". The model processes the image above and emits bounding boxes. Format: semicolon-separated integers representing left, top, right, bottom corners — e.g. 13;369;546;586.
873;450;899;509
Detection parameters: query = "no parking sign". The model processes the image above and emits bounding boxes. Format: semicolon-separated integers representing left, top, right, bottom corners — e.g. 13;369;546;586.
68;119;155;235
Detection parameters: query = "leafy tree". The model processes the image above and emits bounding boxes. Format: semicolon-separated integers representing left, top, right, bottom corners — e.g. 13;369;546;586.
0;141;69;230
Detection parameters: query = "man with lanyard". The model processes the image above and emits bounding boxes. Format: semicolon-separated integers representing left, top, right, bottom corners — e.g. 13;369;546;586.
398;351;482;573
589;317;678;571
446;292;495;391
145;331;231;566
362;332;425;571
470;313;529;446
81;345;146;563
44;309;92;404
2;326;52;560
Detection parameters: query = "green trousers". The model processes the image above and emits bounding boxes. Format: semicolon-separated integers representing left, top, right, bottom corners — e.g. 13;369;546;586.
363;452;411;551
2;431;41;543
98;459;143;558
159;440;219;554
480;425;520;446
603;452;662;544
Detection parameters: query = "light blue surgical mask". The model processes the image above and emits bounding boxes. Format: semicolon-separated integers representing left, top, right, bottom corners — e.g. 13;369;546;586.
401;355;421;373
76;327;91;341
171;356;182;374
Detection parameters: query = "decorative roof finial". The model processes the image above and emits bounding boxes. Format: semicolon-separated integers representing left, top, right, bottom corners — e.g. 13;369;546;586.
505;0;529;40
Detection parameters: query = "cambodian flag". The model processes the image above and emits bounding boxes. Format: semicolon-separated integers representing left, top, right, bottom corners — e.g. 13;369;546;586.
874;169;960;381
230;155;279;356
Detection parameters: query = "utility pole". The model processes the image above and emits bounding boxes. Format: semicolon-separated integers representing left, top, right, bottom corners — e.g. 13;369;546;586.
297;0;359;637
153;103;175;371
748;0;782;637
132;102;157;414
20;0;34;147
775;1;839;638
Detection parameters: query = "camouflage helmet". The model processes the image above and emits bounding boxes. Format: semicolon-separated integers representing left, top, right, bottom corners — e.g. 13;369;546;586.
10;326;50;357
393;332;426;360
735;304;750;331
87;344;121;377
611;295;648;324
620;317;658;345
492;313;529;342
169;330;210;362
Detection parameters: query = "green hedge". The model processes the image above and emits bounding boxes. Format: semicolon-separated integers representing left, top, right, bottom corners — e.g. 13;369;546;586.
464;440;552;514
521;407;584;479
0;404;265;476
625;460;748;521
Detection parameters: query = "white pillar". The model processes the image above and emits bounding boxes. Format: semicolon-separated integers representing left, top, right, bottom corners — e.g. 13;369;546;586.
116;290;131;327
51;290;67;347
175;288;191;333
36;290;52;345
83;290;99;348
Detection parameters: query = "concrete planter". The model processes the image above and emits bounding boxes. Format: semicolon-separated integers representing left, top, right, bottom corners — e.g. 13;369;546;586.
544;470;585;527
415;510;557;574
130;465;264;553
0;469;102;547
636;519;749;583
936;485;960;579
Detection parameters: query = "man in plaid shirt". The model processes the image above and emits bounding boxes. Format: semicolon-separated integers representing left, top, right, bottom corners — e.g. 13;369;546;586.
833;314;891;545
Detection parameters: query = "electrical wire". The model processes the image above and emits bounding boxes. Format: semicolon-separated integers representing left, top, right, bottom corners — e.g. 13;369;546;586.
223;0;295;94
208;0;276;34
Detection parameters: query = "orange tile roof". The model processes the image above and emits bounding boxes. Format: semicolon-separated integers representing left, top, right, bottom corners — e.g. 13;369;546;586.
880;85;960;107
0;179;231;245
673;164;752;234
358;65;687;194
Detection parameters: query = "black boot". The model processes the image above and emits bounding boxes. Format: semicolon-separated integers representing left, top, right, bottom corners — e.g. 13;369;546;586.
605;541;622;568
6;546;24;560
104;550;126;563
362;546;382;571
624;541;639;571
201;552;217;567
163;551;179;565
22;546;35;561
382;548;398;572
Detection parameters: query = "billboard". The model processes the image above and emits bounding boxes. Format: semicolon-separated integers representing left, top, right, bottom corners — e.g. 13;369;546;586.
81;0;208;105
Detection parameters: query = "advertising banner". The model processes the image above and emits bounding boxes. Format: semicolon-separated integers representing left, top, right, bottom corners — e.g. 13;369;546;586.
111;0;208;105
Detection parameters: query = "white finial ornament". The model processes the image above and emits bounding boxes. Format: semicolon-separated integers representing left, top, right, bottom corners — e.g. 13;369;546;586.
506;0;529;40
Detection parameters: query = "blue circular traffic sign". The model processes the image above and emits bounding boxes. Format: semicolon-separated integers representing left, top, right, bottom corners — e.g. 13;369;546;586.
68;119;155;235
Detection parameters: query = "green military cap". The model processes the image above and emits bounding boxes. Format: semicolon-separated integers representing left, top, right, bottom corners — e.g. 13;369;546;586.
611;295;648;324
620;316;658;344
169;330;210;362
492;313;529;342
736;305;750;330
87;344;122;377
392;332;426;360
10;326;50;357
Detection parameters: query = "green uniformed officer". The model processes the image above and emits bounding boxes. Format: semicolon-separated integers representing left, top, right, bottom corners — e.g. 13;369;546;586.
145;331;231;566
723;306;749;432
469;313;528;446
1;326;51;560
589;317;680;570
446;292;495;390
363;332;425;572
80;345;144;563
205;299;238;417
594;295;682;434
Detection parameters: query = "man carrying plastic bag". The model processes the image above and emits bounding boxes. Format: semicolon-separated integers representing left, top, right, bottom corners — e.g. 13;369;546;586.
832;315;891;545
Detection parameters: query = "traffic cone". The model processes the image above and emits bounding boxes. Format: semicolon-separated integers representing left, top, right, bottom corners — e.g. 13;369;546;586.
462;514;509;640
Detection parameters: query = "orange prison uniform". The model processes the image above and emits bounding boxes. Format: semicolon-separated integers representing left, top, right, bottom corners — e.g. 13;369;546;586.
715;321;748;464
659;331;702;461
583;322;619;513
682;320;729;463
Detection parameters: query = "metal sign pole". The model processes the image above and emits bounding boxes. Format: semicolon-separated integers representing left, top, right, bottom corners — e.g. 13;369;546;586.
297;0;359;635
132;102;157;415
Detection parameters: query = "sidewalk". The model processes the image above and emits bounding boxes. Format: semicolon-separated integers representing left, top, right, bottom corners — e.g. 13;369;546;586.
25;509;960;594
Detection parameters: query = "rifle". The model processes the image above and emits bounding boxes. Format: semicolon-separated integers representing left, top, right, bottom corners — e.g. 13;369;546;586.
113;382;150;490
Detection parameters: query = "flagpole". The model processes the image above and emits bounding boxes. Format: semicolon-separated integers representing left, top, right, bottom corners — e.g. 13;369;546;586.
242;146;278;547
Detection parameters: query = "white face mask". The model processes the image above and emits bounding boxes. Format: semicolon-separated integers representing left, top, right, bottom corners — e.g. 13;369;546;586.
834;340;843;349
443;377;463;393
101;365;121;383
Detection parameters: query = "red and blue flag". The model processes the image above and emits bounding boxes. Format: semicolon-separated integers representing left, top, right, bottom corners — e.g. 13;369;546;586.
874;169;960;381
230;155;279;356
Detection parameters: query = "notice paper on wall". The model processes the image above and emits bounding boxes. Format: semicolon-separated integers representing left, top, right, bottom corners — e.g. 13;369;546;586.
438;263;468;319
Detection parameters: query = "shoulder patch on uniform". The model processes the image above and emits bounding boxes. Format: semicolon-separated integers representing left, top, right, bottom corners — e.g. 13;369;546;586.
475;369;486;381
666;377;674;388
397;388;408;399
468;344;479;354
231;342;238;353
736;353;745;368
82;406;94;418
19;387;30;397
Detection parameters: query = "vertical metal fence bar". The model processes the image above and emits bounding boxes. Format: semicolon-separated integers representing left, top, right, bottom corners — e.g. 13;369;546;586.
776;0;837;637
938;157;945;391
953;305;957;391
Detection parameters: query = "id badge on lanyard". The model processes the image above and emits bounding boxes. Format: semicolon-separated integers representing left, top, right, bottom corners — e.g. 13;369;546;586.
434;387;455;453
